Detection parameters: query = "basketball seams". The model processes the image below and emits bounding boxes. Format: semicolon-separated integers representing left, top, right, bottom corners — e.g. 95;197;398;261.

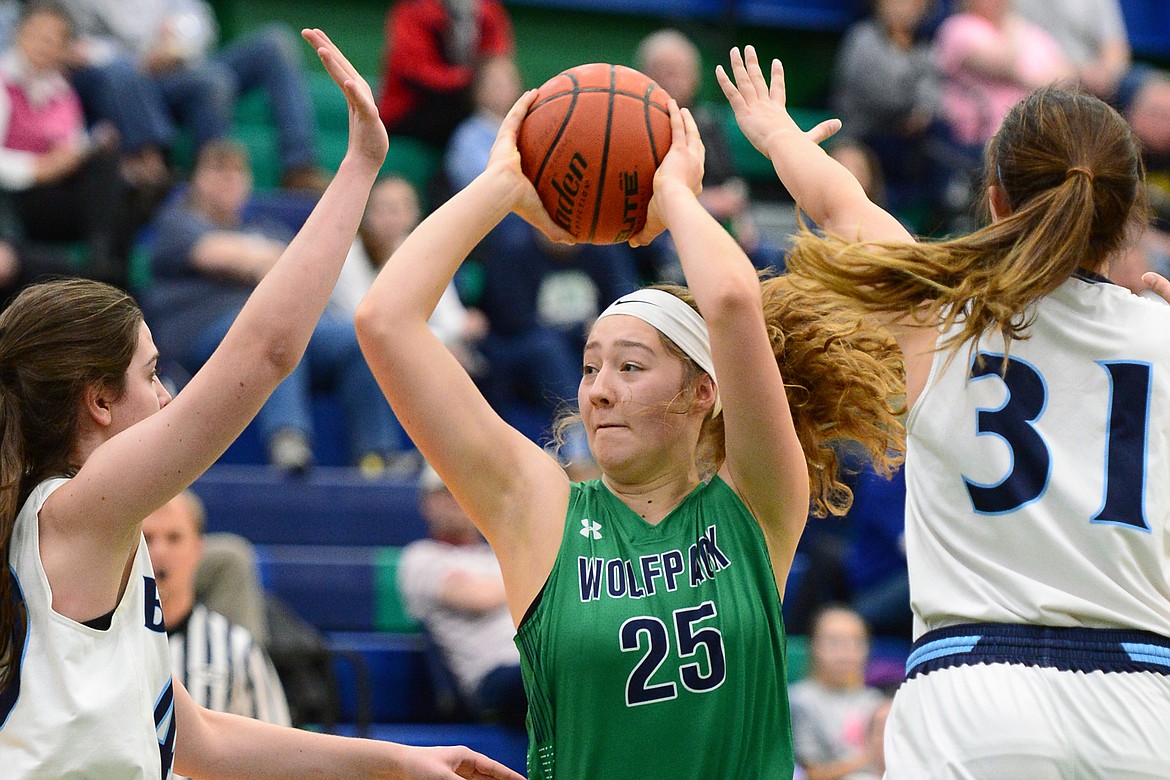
587;65;617;242
643;83;662;167
530;72;580;192
531;87;669;113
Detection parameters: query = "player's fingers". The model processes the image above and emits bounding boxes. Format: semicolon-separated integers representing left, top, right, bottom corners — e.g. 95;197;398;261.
743;46;769;98
1142;271;1170;304
304;29;358;82
715;65;746;110
667;98;686;145
455;754;526;780
681;106;703;154
806;117;842;145
728;47;752;99
501;89;537;135
769;58;787;104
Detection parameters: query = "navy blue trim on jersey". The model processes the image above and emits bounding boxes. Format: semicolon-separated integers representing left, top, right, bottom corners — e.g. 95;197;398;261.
1073;268;1113;285
0;567;30;729
906;623;1170;679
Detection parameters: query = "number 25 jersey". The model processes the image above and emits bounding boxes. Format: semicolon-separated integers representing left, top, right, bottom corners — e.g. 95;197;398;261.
516;476;793;779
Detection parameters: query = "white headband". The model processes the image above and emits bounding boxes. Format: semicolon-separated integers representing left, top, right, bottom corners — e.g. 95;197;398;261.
597;288;721;416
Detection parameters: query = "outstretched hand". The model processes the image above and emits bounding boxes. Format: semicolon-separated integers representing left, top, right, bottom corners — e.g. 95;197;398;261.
488;90;575;244
716;45;840;160
629;99;704;247
399;745;526;780
303;28;387;170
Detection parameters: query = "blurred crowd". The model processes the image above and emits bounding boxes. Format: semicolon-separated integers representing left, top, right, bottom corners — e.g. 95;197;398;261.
4;0;1170;754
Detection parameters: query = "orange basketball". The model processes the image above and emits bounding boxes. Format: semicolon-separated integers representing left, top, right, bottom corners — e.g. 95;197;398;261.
518;63;672;244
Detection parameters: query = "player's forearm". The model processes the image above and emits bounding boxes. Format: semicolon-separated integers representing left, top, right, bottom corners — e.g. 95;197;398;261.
359;167;517;333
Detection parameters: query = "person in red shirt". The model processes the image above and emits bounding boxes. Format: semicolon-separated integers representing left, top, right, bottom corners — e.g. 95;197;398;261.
377;0;514;150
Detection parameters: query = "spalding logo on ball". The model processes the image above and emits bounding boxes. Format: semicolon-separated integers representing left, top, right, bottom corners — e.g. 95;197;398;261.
518;63;672;244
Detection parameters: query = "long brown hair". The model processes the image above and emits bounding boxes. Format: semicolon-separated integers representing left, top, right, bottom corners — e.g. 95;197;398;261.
557;280;906;518
786;88;1148;350
0;278;142;690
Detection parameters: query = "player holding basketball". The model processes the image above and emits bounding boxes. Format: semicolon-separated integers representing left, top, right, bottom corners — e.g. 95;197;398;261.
354;80;903;776
0;28;521;780
719;45;1170;777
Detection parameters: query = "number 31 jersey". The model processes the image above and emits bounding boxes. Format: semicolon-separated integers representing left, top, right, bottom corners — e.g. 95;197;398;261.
907;273;1170;639
516;477;793;780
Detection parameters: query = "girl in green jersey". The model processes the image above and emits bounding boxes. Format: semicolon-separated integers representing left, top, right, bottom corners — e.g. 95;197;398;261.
355;86;903;777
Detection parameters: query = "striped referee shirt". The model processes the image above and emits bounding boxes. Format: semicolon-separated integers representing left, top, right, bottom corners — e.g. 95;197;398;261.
168;603;292;726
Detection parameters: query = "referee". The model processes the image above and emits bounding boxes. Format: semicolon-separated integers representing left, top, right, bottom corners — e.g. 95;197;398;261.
143;491;291;730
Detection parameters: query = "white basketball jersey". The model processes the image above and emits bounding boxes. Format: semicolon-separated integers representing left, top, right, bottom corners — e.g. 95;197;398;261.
0;478;176;779
906;275;1170;638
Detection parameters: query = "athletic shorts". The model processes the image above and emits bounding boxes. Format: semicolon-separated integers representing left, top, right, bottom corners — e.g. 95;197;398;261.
885;623;1170;779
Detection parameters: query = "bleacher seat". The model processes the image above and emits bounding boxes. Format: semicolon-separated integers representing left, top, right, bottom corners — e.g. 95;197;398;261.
191;465;427;545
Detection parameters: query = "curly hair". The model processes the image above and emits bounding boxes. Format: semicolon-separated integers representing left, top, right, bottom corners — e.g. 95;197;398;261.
558;279;906;518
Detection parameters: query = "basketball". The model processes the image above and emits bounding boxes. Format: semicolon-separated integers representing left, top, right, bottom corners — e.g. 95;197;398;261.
518;63;672;244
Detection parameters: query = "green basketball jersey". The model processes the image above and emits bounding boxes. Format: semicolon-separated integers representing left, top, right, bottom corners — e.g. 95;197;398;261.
516;477;794;779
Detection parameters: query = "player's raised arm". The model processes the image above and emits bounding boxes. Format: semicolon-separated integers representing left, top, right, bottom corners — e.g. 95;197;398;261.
717;46;911;245
355;90;572;623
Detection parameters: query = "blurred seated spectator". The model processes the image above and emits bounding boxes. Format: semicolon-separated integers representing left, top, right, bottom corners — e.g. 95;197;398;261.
378;0;514;153
63;0;327;191
0;1;149;287
832;0;964;233
332;174;488;377
934;0;1073;158
474;214;638;472
790;605;888;780
444;54;521;194
1013;0;1145;108
931;0;1074;230
143;139;410;474
398;464;526;728
142;490;291;734
635;28;782;280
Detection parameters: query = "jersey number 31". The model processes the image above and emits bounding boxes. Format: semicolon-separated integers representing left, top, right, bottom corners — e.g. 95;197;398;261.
964;353;1151;531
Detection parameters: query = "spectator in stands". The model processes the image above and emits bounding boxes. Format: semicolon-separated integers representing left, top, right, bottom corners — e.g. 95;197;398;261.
1013;0;1142;107
444;54;522;193
0;1;147;287
934;0;1073;158
333;175;488;379
635;28;782;278
144;138;410;474
62;0;328;191
832;0;960;231
790;605;888;780
143;490;291;730
378;0;514;152
932;0;1073;229
399;465;527;729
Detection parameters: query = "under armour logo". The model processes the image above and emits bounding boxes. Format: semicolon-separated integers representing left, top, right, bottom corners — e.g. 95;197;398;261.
580;519;602;539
